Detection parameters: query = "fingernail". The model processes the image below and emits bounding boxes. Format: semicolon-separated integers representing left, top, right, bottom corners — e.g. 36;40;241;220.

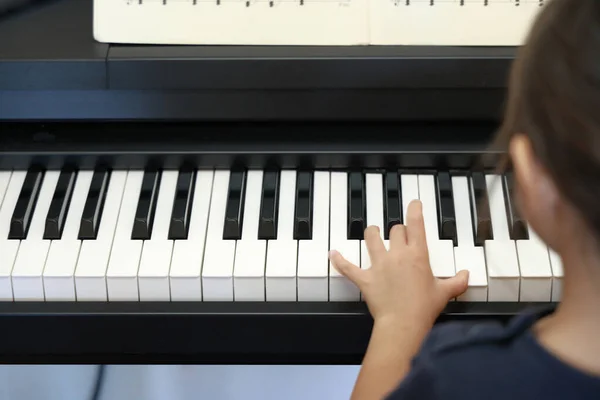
328;250;338;258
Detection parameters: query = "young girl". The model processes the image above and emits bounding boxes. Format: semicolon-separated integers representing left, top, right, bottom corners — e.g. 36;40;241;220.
329;0;600;398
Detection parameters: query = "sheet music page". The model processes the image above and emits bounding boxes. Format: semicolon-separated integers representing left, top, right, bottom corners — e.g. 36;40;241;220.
369;0;547;46
94;0;369;45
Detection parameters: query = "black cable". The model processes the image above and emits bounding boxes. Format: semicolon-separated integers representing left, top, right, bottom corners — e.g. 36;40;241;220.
89;364;106;400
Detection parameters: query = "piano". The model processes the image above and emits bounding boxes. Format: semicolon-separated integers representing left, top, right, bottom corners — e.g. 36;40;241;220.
0;0;560;364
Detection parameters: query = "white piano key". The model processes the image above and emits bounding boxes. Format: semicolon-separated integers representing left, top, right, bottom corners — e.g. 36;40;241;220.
0;170;19;300
138;170;178;301
11;170;60;301
361;173;388;271
106;170;145;301
169;170;213;301
329;172;360;301
451;176;488;302
0;171;11;208
43;170;94;301
516;227;553;301
233;170;266;301
419;174;455;279
74;170;127;301
485;174;520;301
202;170;236;301
401;174;419;224
549;249;563;302
265;170;297;301
297;171;329;301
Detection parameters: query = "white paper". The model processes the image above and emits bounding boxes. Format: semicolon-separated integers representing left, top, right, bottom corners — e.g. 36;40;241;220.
94;0;548;46
370;0;545;46
94;0;370;45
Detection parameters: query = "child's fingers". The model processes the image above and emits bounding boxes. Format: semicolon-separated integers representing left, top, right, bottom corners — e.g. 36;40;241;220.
406;200;427;249
364;225;387;263
389;223;407;249
329;250;365;287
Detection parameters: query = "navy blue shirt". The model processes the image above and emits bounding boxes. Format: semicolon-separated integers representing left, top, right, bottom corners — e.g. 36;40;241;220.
386;306;600;399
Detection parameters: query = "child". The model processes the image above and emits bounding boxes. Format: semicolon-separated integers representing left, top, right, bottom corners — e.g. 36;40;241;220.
328;0;600;398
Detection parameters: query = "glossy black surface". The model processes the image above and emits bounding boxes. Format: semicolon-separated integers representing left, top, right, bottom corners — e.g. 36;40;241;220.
0;301;555;364
0;0;517;120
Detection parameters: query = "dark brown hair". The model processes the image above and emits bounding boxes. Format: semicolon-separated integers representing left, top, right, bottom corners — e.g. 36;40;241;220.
492;0;600;237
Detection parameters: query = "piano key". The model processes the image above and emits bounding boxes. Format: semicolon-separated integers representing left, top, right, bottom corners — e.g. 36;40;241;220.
138;170;178;301
42;170;94;301
294;171;313;240
418;174;455;279
169;170;213;301
297;171;329;301
502;172;529;240
106;170;145;301
9;167;44;239
74;170;128;301
202;170;236;301
451;175;488;302
0;171;21;300
549;249;563;302
329;171;360;301
257;170;279;240
78;167;110;240
383;171;402;240
400;173;419;224
485;174;520;301
233;170;267;301
11;170;60;300
436;172;457;246
0;172;13;210
515;226;553;301
223;170;246;240
168;168;195;240
132;168;160;240
361;173;388;271
43;168;76;240
265;170;298;301
347;172;365;240
469;172;493;245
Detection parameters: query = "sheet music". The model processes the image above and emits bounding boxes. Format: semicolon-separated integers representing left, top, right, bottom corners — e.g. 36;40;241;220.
370;0;546;46
94;0;370;45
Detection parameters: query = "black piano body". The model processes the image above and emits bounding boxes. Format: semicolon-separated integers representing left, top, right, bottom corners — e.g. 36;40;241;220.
0;0;555;364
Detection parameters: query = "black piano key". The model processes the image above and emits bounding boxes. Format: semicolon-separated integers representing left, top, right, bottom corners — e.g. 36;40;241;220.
347;172;366;240
469;172;493;246
293;171;313;240
79;168;111;240
258;170;279;240
168;168;196;240
384;172;402;240
9;168;44;239
436;172;457;246
502;172;529;240
132;169;161;240
223;171;246;240
44;168;77;240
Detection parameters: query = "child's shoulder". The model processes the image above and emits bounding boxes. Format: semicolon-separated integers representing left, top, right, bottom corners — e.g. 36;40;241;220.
418;305;545;358
385;305;600;400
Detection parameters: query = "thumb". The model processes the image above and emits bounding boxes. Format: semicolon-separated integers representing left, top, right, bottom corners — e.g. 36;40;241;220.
439;269;469;300
329;250;364;288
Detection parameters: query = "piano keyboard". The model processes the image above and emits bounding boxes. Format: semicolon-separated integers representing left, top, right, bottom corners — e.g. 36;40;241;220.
0;167;563;303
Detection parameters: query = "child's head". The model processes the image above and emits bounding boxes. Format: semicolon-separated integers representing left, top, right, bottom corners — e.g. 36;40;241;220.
497;0;600;258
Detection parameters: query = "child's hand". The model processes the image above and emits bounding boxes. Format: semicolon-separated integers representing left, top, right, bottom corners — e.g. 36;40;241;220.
329;199;469;328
